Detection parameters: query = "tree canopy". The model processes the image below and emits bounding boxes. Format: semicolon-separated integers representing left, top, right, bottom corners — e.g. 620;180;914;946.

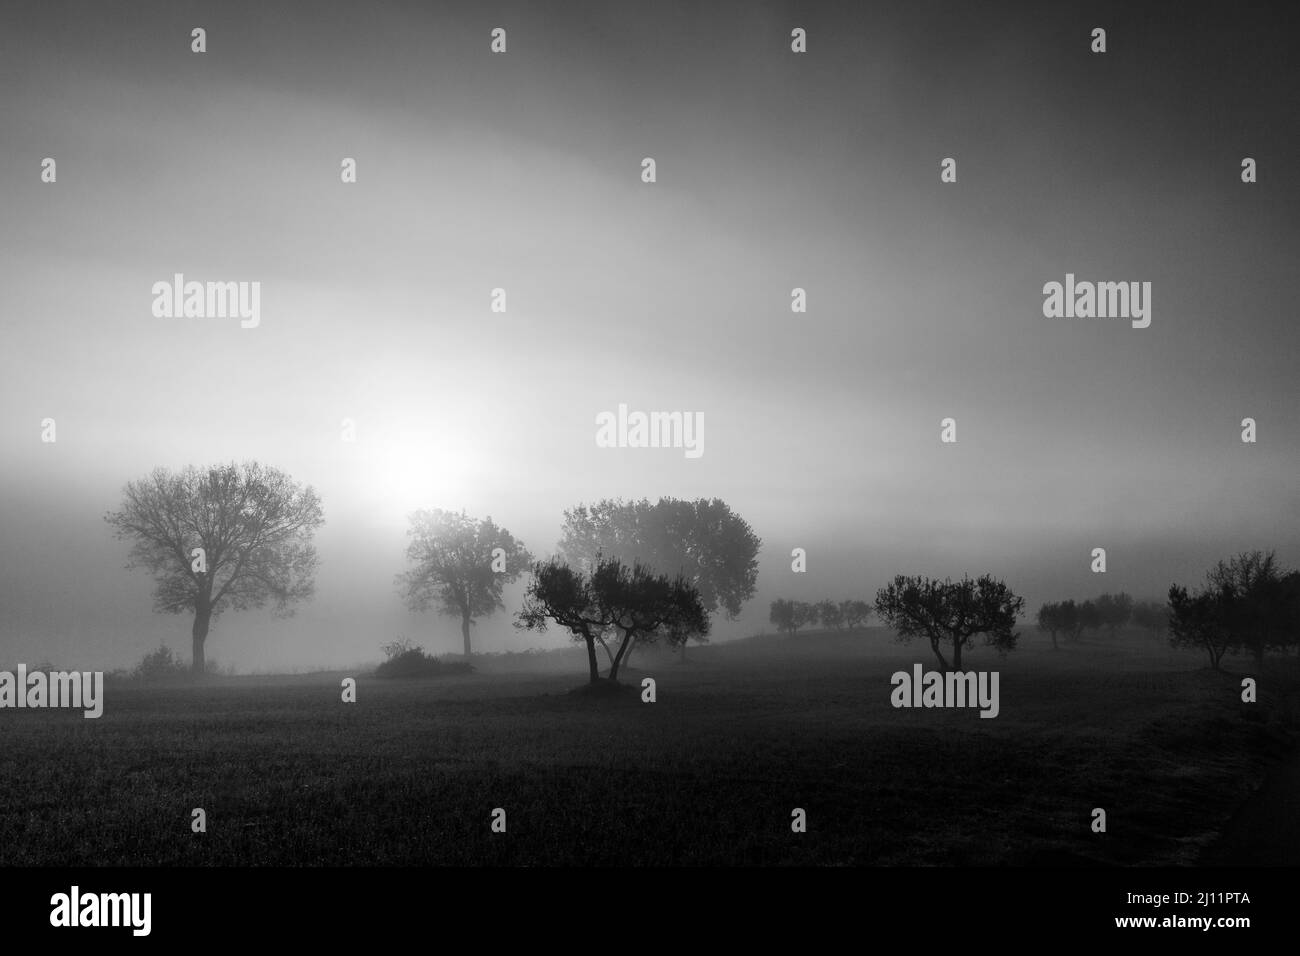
104;461;324;673
874;574;1024;671
1169;551;1300;669
769;598;818;635
396;509;532;656
556;497;760;657
517;556;709;683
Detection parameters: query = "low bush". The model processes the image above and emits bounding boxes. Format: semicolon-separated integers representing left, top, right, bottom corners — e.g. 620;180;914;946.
128;645;229;682
133;644;190;682
375;638;475;679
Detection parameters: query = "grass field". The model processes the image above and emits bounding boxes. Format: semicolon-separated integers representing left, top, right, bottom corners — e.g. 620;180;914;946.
1;630;1295;866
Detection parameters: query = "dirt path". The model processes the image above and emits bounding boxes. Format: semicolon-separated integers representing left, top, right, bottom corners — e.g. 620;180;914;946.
1200;746;1300;865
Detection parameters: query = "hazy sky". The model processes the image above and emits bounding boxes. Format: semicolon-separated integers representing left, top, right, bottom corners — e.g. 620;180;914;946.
2;0;1296;671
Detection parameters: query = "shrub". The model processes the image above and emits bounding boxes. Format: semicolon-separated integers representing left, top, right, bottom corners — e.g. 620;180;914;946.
132;644;190;682
375;638;475;679
126;645;229;681
380;636;417;660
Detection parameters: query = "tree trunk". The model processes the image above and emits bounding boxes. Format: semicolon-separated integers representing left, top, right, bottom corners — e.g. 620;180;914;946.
1051;630;1058;650
951;637;962;670
609;631;634;683
622;635;637;669
597;636;615;667
191;605;211;675
461;613;472;657
584;635;599;683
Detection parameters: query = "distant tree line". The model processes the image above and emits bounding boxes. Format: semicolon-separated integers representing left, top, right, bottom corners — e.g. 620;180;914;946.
1034;592;1170;649
768;577;1027;673
768;599;872;635
1032;552;1300;671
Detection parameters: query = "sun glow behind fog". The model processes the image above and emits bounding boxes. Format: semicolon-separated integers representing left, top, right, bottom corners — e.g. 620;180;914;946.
345;424;483;528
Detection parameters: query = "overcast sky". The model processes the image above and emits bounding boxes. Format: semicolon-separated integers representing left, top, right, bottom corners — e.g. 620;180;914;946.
1;0;1296;671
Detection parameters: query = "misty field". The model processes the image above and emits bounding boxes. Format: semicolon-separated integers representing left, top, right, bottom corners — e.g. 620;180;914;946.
1;631;1295;866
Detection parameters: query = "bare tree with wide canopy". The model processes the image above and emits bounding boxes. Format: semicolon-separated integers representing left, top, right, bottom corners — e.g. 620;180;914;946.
105;461;324;673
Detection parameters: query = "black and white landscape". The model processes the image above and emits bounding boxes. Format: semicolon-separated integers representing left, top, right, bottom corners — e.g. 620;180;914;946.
1;0;1296;927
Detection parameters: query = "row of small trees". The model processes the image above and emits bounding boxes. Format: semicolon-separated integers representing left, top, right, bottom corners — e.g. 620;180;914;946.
768;599;872;634
772;577;1031;673
1034;593;1171;649
1033;554;1300;671
525;572;1027;678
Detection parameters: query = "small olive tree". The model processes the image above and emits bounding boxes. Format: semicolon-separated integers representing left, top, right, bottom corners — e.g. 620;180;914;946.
875;574;1024;672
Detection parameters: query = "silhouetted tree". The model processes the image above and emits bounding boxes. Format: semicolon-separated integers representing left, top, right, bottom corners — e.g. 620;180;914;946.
557;497;760;660
1283;572;1300;662
769;598;797;635
1168;583;1233;670
396;509;532;656
599;559;710;680
515;561;610;683
1036;601;1064;650
1205;550;1295;667
1077;599;1102;639
817;599;843;630
769;598;819;635
1131;599;1170;641
793;600;818;633
1059;599;1082;643
105;461;324;674
841;599;872;631
1095;592;1134;638
874;574;1024;671
517;557;708;683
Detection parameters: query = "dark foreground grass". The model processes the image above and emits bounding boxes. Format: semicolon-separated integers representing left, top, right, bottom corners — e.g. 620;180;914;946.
0;634;1294;865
